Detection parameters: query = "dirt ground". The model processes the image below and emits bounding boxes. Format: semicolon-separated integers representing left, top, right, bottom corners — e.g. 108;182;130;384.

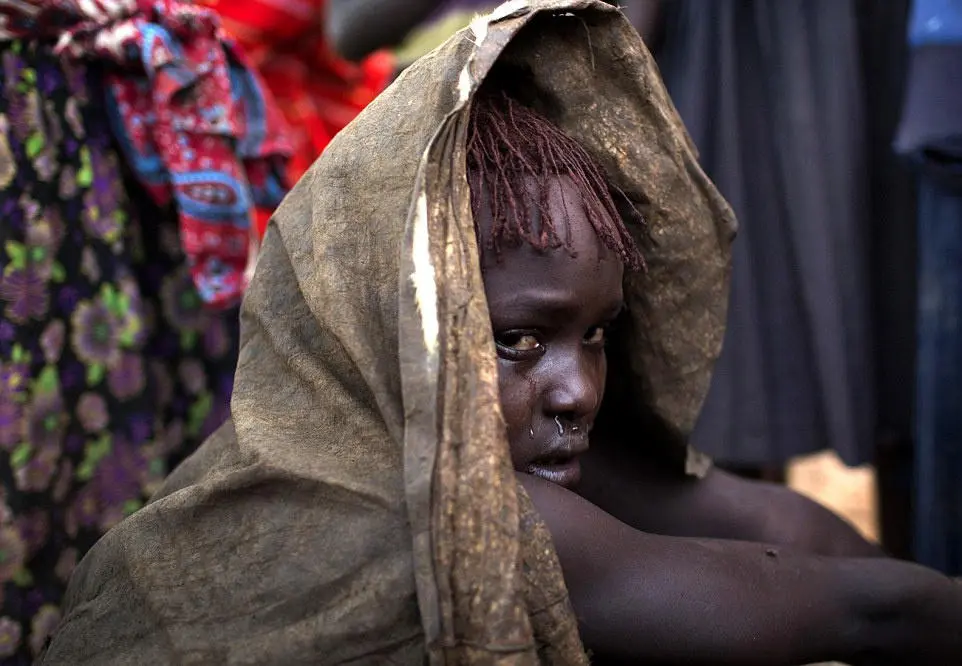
787;451;878;543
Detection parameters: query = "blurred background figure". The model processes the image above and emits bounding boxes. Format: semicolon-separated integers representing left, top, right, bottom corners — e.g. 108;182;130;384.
635;0;920;558
325;0;497;68
629;0;914;540
651;0;893;479
195;0;396;239
896;0;962;575
0;2;288;662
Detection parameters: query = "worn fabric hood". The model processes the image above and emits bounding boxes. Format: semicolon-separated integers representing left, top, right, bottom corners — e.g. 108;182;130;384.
40;1;734;663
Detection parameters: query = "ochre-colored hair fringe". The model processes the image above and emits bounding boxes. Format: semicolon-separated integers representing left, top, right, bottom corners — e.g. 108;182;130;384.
466;89;644;271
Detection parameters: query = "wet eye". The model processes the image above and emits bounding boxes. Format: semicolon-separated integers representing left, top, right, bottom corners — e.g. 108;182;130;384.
584;326;607;347
495;331;544;360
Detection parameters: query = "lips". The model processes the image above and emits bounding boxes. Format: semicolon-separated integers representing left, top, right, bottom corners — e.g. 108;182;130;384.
527;457;583;488
526;434;590;489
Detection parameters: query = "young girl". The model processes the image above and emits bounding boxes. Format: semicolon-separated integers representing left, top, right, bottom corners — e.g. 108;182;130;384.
466;86;956;664
39;2;962;664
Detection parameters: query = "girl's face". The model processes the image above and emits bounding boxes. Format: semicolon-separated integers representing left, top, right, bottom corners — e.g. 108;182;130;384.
479;176;625;489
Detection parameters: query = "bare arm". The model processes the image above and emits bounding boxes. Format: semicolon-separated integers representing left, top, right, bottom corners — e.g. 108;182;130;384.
326;0;445;62
521;473;962;665
579;437;883;557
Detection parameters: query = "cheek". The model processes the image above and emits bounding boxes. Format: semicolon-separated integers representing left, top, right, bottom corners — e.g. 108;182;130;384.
496;362;537;461
597;353;607;409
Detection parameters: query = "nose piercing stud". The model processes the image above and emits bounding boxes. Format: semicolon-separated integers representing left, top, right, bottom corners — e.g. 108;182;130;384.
528;426;535;439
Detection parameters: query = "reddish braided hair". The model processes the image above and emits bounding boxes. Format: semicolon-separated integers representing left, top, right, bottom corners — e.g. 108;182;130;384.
466;89;644;271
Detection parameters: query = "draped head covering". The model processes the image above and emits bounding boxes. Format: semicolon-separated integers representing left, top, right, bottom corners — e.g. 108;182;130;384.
39;1;734;663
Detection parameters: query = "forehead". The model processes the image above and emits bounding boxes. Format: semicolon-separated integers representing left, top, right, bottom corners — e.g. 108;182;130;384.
475;175;612;264
478;176;624;309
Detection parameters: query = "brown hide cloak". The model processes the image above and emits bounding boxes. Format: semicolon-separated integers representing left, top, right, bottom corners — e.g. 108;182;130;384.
40;1;735;663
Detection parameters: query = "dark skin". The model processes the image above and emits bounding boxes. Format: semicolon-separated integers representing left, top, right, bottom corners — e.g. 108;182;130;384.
481;178;622;491
578;434;884;557
479;176;962;665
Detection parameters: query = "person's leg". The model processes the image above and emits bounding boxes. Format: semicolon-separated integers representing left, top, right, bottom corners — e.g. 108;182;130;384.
855;0;917;562
876;432;915;560
913;176;962;575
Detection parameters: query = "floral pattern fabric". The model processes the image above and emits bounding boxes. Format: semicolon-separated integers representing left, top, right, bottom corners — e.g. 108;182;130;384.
0;40;238;664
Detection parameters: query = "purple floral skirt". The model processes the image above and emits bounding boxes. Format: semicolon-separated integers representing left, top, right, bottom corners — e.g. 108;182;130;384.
0;40;239;664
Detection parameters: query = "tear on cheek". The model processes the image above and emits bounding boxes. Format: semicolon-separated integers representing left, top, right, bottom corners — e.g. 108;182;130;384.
496;365;539;439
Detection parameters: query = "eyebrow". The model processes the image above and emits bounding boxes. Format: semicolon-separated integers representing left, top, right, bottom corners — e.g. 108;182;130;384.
491;290;625;321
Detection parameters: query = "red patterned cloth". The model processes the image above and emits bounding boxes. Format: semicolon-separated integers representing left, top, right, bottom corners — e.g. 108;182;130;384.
0;0;292;308
196;0;394;238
